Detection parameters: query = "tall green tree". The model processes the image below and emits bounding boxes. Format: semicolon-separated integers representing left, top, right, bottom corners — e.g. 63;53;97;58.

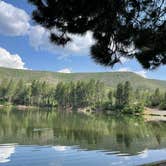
5;80;16;103
12;80;26;104
123;81;132;106
69;82;76;109
108;90;113;106
95;81;105;106
0;79;9;102
29;0;166;69
115;83;124;108
159;92;166;110
150;88;162;107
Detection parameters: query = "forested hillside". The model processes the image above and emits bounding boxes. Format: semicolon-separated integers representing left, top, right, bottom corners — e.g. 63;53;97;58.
0;67;166;90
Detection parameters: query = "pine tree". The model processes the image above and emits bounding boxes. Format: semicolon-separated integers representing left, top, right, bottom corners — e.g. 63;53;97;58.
29;0;166;69
159;92;166;110
150;88;161;107
0;79;9;102
95;81;105;106
108;90;113;106
115;83;124;108
5;80;16;103
13;80;25;104
69;82;76;109
123;81;132;106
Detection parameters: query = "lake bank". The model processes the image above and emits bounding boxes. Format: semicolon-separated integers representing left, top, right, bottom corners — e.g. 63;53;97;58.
143;160;166;166
144;107;166;121
0;104;37;111
0;104;166;121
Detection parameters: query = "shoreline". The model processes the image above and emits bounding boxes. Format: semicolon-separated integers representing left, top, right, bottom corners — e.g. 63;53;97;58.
143;160;166;166
0;104;166;121
144;107;166;121
0;104;37;110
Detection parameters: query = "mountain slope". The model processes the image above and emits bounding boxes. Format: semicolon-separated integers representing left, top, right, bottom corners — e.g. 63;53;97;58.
0;67;166;90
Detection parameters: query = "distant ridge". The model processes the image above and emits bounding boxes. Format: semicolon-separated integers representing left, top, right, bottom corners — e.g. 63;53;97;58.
0;67;166;90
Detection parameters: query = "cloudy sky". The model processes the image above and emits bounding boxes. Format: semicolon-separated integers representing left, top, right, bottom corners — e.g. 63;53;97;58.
0;0;166;80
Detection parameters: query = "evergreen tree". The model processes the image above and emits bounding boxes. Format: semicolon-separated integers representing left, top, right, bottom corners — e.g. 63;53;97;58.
115;83;124;108
108;90;113;106
150;88;161;107
0;79;9;102
95;81;105;106
5;80;16;103
159;92;166;110
69;82;76;108
13;80;25;105
123;81;132;106
29;0;166;69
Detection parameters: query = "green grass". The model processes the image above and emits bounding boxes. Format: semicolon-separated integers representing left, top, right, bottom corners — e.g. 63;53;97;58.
0;67;166;90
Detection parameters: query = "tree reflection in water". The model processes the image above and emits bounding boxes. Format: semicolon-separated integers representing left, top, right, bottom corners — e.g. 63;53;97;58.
0;109;165;156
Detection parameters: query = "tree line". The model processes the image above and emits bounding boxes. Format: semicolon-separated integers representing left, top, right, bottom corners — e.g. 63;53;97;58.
0;79;105;109
0;79;165;113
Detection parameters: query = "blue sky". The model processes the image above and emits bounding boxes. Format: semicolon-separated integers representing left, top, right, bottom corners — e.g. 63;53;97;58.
0;0;166;80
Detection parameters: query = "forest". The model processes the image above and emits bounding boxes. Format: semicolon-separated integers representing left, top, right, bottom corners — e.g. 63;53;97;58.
0;79;166;114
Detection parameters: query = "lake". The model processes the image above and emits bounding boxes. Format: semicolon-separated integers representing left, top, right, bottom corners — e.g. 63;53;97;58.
0;109;165;166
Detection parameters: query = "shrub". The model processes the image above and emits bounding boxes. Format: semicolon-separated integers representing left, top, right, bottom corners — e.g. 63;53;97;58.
159;102;166;110
122;103;144;114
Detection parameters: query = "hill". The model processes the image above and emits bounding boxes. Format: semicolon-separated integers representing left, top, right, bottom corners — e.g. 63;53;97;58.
0;67;166;90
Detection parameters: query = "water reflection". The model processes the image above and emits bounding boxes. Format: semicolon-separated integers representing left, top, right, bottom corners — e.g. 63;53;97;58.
0;144;164;166
0;109;165;165
0;144;15;163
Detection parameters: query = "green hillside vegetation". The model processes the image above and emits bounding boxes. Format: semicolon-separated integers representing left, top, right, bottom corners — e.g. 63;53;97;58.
1;69;166;113
0;67;166;90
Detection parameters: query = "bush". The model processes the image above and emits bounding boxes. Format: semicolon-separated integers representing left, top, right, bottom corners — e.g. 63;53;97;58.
122;103;144;114
159;102;166;110
102;101;117;112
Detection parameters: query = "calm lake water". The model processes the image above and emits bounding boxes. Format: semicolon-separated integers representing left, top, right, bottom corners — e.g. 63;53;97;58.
0;109;165;166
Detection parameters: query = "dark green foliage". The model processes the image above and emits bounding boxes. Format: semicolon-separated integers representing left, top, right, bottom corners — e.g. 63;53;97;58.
150;88;162;107
0;78;165;113
111;81;144;114
0;79;106;110
123;81;132;106
12;80;28;105
115;83;124;108
0;79;9;102
0;79;55;107
159;92;166;110
108;90;113;106
55;80;106;109
122;103;144;114
29;0;166;69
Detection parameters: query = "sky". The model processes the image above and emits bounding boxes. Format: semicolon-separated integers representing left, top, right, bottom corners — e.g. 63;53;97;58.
0;0;166;80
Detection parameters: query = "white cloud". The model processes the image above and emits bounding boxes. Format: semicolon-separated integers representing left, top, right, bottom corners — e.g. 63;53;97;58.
28;25;50;50
119;57;128;64
57;68;72;73
29;25;94;57
134;71;147;78
0;1;132;63
67;31;94;54
0;1;30;36
0;1;94;58
118;67;130;72
0;47;26;69
117;67;147;78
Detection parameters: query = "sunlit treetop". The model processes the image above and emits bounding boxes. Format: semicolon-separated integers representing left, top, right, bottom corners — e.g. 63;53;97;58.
29;0;166;69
